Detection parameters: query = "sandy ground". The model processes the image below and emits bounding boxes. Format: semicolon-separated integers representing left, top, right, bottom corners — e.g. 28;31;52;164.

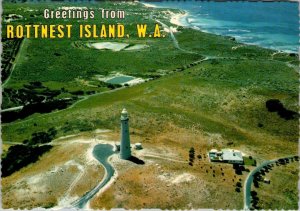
88;42;148;52
1;130;115;209
90;151;246;209
142;3;158;8
123;78;145;86
59;6;88;10
170;12;188;27
2;127;256;209
96;72;147;86
4;14;23;23
124;44;149;51
90;127;247;209
89;42;129;51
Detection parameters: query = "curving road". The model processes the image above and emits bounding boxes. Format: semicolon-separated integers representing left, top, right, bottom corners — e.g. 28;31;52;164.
243;155;296;210
72;144;115;208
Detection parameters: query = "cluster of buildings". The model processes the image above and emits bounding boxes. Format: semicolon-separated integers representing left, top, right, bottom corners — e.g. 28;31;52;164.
117;108;243;166
209;149;244;164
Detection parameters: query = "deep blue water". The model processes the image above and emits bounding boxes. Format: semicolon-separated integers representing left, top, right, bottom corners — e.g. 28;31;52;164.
147;1;299;53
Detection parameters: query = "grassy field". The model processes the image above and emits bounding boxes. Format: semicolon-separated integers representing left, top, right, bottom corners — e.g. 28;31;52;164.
2;2;205;110
3;59;298;158
1;1;299;209
2;2;201;88
251;161;298;210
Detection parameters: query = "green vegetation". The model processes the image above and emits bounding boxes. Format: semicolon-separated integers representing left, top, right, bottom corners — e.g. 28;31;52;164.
188;147;195;166
23;127;57;145
1;144;53;177
243;156;256;166
3;53;298;154
2;2;201;86
1;1;299;209
1;38;23;82
2;2;203;114
251;160;298;210
1;127;57;177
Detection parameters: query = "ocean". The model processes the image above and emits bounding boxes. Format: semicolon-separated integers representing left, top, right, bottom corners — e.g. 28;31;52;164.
147;1;299;53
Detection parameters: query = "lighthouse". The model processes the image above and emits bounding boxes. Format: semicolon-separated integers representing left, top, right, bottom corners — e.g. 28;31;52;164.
120;108;131;159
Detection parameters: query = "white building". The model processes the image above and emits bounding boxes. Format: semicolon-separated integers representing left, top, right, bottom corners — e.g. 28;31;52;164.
135;143;143;150
221;149;243;164
209;149;244;164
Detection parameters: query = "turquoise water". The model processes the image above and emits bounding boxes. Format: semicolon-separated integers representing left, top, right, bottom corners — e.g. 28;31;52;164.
149;1;299;53
106;76;135;84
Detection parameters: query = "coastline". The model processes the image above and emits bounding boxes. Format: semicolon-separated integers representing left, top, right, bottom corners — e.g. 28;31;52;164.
141;2;188;27
142;2;298;54
2;2;299;210
172;11;297;54
142;2;157;8
170;12;188;27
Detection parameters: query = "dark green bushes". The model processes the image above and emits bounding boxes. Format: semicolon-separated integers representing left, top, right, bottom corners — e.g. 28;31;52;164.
1;144;52;177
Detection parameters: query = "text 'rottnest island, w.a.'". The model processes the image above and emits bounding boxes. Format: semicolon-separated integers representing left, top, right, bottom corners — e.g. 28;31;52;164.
6;24;164;38
5;8;165;38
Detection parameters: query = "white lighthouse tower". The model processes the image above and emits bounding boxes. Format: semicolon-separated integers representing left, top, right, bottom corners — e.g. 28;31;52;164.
120;108;131;159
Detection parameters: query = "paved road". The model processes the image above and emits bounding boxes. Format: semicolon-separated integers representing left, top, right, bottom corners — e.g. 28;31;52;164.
1;106;24;113
72;144;115;208
3;38;26;87
155;19;192;53
2;141;25;145
243;155;296;210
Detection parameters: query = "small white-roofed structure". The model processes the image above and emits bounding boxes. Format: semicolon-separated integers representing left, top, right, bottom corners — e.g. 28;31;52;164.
209;149;218;153
208;149;219;161
135;143;143;150
263;178;270;184
208;148;244;164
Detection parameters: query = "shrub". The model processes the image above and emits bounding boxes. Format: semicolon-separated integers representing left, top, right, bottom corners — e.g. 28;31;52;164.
236;182;242;187
2;144;53;177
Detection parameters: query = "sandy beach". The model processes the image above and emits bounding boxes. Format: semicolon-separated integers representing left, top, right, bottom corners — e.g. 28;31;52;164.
170;12;188;27
142;2;157;8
